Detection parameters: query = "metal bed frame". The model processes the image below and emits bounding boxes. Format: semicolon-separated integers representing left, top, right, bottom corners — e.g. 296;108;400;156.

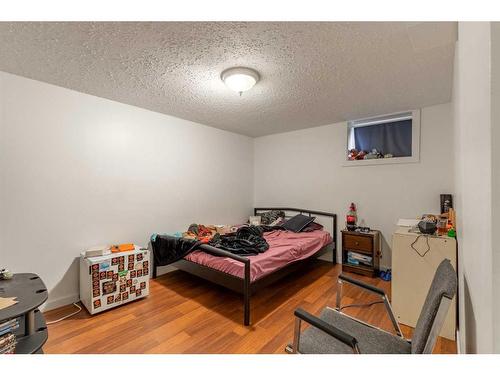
151;207;337;326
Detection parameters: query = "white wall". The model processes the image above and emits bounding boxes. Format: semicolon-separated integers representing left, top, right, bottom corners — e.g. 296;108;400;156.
254;103;454;269
492;22;500;354
0;71;254;310
452;22;495;353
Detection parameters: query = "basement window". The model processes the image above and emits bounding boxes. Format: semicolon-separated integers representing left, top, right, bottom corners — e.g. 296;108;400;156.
345;110;420;166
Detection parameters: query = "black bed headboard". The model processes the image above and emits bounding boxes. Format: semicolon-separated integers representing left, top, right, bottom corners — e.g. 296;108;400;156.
253;207;337;247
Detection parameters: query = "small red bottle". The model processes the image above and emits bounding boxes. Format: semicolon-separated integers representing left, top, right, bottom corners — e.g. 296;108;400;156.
346;202;357;231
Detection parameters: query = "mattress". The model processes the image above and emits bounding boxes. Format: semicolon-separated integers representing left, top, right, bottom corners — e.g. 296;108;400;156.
184;229;332;282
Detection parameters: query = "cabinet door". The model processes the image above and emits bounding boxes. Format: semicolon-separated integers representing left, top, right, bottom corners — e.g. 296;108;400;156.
391;233;456;340
126;250;150;302
95;257;123;313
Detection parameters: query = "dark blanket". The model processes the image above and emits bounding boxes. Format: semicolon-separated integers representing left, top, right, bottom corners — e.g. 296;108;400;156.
209;225;280;256
151;235;200;267
152;225;283;266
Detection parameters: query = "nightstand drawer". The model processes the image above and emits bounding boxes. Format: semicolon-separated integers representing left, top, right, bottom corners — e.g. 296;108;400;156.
343;234;373;252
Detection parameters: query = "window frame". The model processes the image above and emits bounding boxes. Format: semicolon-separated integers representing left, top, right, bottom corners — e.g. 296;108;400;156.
343;109;421;167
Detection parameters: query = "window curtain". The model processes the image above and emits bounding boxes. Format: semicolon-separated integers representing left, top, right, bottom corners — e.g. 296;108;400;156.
353;120;412;157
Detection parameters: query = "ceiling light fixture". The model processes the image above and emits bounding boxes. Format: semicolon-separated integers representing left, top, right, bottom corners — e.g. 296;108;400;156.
221;67;260;96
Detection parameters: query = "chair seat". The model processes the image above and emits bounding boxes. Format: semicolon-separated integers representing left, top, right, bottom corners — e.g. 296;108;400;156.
295;308;411;354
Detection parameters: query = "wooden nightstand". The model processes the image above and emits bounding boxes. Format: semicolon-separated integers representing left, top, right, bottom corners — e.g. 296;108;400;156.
341;230;381;277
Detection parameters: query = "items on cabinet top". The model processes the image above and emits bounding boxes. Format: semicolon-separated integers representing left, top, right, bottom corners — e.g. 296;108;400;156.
344;202;372;233
397;209;456;238
84;244;143;258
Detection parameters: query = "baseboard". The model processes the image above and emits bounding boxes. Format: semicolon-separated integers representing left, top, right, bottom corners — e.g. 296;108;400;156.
318;251;333;262
43;266;175;311
316;247;339;263
41;293;80;312
156;264;181;277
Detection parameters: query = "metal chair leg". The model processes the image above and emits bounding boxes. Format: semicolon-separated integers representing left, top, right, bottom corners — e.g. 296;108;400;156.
382;295;404;337
336;279;343;310
292;316;302;353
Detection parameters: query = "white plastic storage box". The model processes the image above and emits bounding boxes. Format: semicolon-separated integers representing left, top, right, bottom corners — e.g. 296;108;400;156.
79;247;150;314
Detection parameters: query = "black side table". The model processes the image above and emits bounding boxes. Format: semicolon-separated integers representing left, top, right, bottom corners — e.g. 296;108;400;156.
0;273;48;354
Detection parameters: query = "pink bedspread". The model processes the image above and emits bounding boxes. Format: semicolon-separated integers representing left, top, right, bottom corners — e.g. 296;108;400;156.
184;229;333;282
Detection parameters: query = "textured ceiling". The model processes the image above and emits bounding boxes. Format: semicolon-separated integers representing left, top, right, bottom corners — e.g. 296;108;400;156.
0;22;457;137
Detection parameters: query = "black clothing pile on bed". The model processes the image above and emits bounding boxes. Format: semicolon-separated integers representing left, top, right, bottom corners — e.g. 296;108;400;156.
151;225;281;266
209;225;278;255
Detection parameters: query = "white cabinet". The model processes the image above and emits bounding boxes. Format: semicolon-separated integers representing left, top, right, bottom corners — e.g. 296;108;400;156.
80;247;150;314
392;227;457;340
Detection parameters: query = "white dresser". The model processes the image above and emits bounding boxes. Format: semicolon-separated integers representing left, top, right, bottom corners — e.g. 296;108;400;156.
80;247;150;314
391;227;457;340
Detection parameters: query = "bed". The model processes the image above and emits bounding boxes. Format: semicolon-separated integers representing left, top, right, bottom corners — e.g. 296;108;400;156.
151;207;337;325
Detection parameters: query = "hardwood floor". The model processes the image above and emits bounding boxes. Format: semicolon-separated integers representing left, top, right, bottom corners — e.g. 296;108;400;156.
43;261;457;354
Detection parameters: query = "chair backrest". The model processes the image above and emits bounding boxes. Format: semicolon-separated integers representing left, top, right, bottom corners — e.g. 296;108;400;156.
411;259;457;354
